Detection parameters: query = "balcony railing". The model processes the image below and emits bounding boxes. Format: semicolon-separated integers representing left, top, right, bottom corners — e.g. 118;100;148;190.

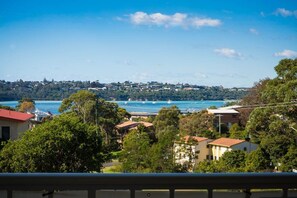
0;173;296;198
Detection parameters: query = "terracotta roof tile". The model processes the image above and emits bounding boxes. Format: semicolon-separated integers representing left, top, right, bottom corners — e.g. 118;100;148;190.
208;137;245;147
0;109;34;122
183;135;208;143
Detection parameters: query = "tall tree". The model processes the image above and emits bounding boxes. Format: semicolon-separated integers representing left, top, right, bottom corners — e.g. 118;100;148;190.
179;110;214;137
120;129;151;172
153;106;180;138
17;98;35;113
59;90;97;123
246;59;297;170
0;113;103;172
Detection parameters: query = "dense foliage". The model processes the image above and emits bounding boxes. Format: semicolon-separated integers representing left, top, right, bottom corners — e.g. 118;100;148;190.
0;113;103;172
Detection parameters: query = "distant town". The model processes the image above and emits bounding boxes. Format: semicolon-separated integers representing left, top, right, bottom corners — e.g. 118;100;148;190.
0;79;249;101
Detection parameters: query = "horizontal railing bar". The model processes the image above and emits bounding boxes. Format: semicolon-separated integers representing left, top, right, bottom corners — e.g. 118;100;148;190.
0;173;296;191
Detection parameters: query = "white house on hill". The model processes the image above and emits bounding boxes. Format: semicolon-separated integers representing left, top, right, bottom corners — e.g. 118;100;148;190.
174;136;258;171
208;137;258;160
174;136;213;171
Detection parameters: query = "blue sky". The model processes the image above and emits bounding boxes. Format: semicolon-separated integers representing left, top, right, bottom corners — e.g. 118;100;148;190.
1;0;297;87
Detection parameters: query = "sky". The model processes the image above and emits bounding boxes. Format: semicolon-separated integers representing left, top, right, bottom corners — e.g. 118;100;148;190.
0;0;297;88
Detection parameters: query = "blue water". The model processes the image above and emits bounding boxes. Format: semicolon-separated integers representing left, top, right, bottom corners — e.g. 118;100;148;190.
0;100;226;114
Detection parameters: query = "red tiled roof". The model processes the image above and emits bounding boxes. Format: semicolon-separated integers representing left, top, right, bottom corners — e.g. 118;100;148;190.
116;120;153;129
183;135;208;143
208;137;245;147
0;109;34;122
116;121;138;129
139;121;153;127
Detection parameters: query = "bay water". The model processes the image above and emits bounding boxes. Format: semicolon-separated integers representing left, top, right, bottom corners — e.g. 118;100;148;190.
0;100;226;114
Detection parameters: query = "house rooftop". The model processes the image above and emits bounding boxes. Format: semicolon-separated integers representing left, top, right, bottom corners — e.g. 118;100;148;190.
207;109;239;114
115;120;137;129
208;137;245;147
0;109;34;122
183;135;209;143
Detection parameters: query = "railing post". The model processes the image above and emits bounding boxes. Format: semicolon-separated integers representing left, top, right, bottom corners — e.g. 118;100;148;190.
282;188;288;198
169;188;175;198
130;189;135;198
7;190;12;198
244;189;251;198
88;189;96;198
208;189;213;198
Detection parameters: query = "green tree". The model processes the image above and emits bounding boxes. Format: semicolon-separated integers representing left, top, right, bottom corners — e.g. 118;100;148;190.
59;90;130;147
59;90;97;123
16;98;35;113
245;148;272;172
279;145;297;172
229;123;246;139
0;113;103;172
194;160;221;173
149;125;178;172
179;110;214;137
219;150;247;172
120;129;151;172
261;59;297;103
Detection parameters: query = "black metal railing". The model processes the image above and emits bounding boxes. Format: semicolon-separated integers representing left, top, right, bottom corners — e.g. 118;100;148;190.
0;173;296;198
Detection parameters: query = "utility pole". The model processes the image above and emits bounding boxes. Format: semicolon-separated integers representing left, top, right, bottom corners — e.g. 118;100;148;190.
216;114;223;135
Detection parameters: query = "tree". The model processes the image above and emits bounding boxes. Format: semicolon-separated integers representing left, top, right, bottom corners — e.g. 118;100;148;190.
261;59;297;103
59;90;130;146
120;129;151;172
218;150;247;172
153;106;180;138
229;123;246;139
194;160;221;173
149;125;178;172
279;145;297;172
245;148;272;172
0;113;103;172
59;90;97;123
179;110;214;137
17;98;35;113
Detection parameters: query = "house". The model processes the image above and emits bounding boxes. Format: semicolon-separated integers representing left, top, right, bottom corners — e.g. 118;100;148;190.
208;137;258;160
207;108;239;129
115;120;154;143
174;136;258;171
174;136;213;171
0;109;34;141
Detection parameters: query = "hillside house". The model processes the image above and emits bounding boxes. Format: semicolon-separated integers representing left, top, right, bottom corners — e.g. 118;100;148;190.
115;120;154;143
174;136;213;171
0;109;34;141
208;137;258;160
207;108;239;129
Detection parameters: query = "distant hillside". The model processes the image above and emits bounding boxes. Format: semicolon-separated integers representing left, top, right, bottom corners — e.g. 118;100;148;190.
0;80;249;101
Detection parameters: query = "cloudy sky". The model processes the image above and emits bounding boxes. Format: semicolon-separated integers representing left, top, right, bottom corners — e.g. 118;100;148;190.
1;0;296;87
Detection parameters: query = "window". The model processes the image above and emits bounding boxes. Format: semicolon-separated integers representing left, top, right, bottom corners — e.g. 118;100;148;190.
2;126;10;141
243;147;247;151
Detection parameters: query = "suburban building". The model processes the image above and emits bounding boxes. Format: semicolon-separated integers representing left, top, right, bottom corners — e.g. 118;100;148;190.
115;120;154;143
207;108;240;129
0;109;34;141
174;136;213;171
208;137;258;160
174;136;258;171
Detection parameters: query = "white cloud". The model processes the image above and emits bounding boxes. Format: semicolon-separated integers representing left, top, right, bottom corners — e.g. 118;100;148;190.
214;48;242;58
191;17;221;28
129;12;221;28
274;49;297;58
274;8;297;17
249;28;259;35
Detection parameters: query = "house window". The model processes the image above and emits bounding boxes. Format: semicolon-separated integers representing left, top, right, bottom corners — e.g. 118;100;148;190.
243;147;247;151
1;126;10;141
206;145;209;148
210;155;213;160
